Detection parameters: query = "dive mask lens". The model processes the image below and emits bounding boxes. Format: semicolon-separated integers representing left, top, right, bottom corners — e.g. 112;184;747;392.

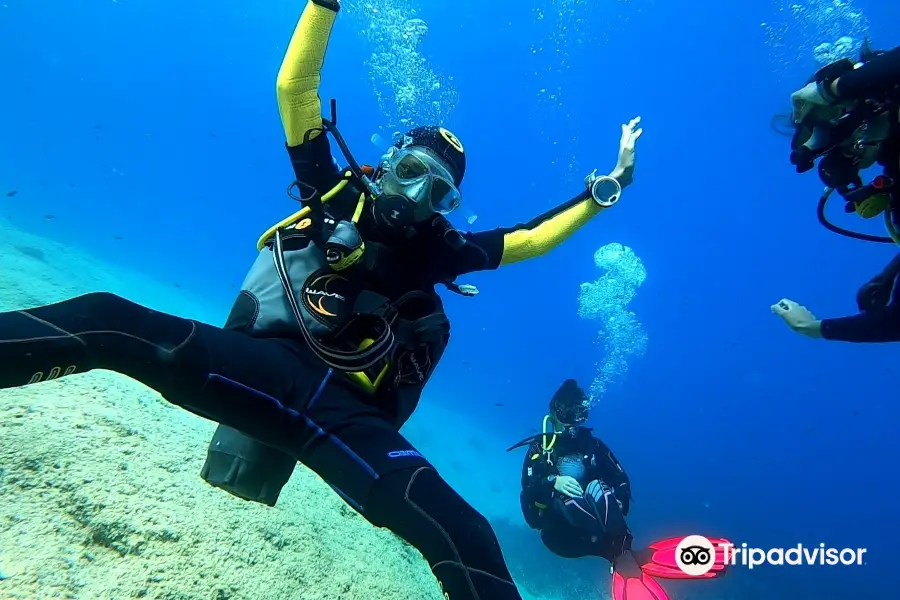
428;177;461;214
390;150;461;215
394;152;431;180
556;403;588;427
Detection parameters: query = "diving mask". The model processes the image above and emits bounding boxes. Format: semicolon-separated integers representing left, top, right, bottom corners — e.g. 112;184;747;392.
551;401;589;428
378;146;462;221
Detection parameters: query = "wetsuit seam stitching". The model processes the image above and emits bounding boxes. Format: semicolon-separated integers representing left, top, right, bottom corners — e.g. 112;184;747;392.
169;321;198;354
429;562;514;586
0;331;177;353
404;467;479;599
0;325;199;355
15;311;87;347
239;290;261;329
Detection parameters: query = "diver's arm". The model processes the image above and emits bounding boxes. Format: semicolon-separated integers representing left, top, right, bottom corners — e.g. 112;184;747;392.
455;187;610;275
450;119;641;275
520;440;556;505
519;444;552;530
819;308;900;343
497;188;608;266
276;0;343;189
593;438;632;515
276;0;338;146
832;46;900;102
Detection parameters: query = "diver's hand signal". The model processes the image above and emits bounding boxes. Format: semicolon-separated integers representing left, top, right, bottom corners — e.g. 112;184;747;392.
770;298;823;338
554;475;584;498
611;116;642;189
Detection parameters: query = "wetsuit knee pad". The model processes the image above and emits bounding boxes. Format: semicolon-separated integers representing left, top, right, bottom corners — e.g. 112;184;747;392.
366;467;519;600
200;425;296;506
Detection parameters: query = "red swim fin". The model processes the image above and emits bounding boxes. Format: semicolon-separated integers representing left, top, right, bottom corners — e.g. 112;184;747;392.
636;536;731;580
613;552;670;600
612;571;669;600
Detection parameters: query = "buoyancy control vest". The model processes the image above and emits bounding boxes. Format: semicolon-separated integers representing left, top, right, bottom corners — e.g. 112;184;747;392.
224;103;476;395
224;173;452;394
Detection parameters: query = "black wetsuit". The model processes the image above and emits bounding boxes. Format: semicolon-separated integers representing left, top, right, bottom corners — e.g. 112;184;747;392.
820;45;900;343
0;132;525;599
835;45;900;106
822;252;900;342
519;427;632;562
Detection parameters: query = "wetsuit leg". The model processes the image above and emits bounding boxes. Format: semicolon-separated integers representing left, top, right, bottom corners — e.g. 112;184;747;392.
0;293;522;598
279;383;522;600
539;508;596;559
0;292;331;443
583;479;630;559
539;482;630;562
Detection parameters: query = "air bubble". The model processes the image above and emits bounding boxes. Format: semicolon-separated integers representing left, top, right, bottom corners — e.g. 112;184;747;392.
577;243;648;404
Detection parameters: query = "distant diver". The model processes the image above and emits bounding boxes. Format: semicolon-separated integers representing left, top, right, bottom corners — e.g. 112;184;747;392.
508;380;730;600
0;0;644;598
772;41;900;341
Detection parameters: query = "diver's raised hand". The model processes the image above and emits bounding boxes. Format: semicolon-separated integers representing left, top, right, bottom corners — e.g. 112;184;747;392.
770;298;823;338
554;475;584;498
611;116;642;189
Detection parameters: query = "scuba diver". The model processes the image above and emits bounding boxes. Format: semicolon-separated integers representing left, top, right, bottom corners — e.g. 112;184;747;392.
784;41;899;241
0;1;642;599
772;41;900;342
508;380;729;600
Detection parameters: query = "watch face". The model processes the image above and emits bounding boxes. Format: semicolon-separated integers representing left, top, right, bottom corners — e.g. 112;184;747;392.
591;176;621;207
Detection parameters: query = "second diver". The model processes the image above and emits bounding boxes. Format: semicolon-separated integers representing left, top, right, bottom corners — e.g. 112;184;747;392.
509;380;730;600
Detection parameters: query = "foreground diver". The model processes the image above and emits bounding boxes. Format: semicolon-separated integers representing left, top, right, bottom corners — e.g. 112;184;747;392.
0;1;643;599
774;42;900;341
508;380;729;600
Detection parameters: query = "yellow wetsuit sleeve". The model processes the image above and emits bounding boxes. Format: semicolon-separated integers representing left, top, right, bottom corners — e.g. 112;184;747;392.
499;194;606;266
275;0;339;147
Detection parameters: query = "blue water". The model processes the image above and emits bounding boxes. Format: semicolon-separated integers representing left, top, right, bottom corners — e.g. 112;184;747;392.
1;0;898;598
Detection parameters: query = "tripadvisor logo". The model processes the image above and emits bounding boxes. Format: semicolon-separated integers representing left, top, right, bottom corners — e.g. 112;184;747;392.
675;535;867;575
726;542;867;569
